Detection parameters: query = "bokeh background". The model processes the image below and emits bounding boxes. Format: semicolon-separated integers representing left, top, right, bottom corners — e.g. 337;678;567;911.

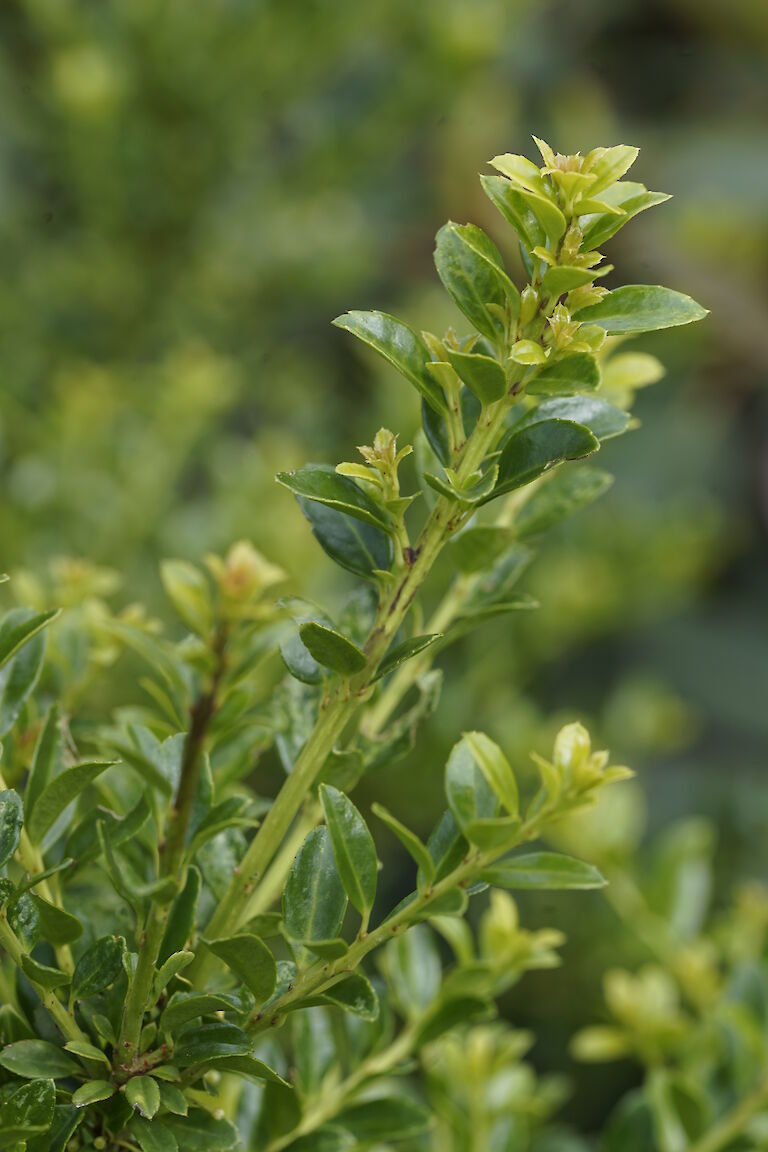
1;0;767;1133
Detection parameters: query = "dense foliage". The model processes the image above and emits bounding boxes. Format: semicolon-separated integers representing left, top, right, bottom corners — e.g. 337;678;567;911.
4;141;761;1152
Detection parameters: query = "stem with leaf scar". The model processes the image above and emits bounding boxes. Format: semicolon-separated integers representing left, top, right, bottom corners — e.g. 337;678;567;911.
117;628;227;1069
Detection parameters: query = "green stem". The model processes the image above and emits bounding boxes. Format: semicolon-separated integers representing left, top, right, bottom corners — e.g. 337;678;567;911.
0;913;87;1044
687;1076;768;1152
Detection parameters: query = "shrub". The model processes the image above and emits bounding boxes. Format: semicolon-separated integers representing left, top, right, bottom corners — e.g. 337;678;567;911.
5;141;760;1152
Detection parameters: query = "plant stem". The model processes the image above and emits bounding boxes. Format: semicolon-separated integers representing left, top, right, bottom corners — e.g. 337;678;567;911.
117;629;227;1066
687;1076;768;1152
0;912;88;1044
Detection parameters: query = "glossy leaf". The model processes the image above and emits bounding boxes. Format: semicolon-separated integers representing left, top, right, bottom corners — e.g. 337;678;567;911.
204;934;276;1002
332;310;446;414
296;497;394;580
164;1110;239;1150
0;609;59;671
158;865;201;965
160;992;240;1034
371;803;435;884
283;827;348;945
0;1078;55;1143
526;352;600;396
130;1116;178;1152
336;1096;431;1142
582;187;670;249
71;935;125;1000
20;956;69;990
72;1080;114;1108
29;895;82;945
542;266;596;296
25;705;60;826
173;1022;251;1067
445;349;507;405
445;737;499;835
434;222;518;341
480;174;544;250
126;1076;161;1120
0;790;23;869
463;731;518;816
298;622;367;677
321;972;379;1020
277;464;390;531
485;419;599;503
320;784;377;917
27;760;116;844
479;851;606;889
371;634;441;683
0;621;46;738
206;1055;290;1087
574;285;708;334
519;396;630;441
0;1041;79;1079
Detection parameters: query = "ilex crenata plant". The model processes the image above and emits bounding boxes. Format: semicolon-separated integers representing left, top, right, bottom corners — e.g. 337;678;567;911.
0;141;721;1152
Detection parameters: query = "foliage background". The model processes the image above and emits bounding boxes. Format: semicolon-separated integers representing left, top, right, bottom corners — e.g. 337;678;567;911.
0;0;766;1133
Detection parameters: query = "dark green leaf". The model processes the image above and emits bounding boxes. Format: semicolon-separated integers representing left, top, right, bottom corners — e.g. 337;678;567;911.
383;924;441;1017
26;1104;81;1152
206;1055;289;1087
485;419;599;502
0;622;46;738
526;353;600;396
204;934;276;1002
434;222;518;341
158;1084;187;1116
277;465;390;532
421;809;468;886
0;1041;79;1080
164;1110;239;1150
336;1095;431;1142
126;1076;161;1120
519;397;630;441
283;827;347;946
321;972;379;1020
296;497;394;580
445;736;499;837
129;1116;178;1152
515;466;613;539
445;349;507;405
0;1078;55;1144
161;992;240;1035
0;609;59;672
319;785;377;917
158;866;200;965
71;935;125;1000
298;623;367;677
173;1023;251;1067
27;760;116;845
25;705;61;827
20;957;69;991
0;791;23;869
573;285;708;334
72;1080;114;1108
371;634;441;683
332;311;446;414
31;895;82;946
479;851;607;889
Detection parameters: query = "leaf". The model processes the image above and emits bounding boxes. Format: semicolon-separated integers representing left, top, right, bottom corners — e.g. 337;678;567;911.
479;851;607;890
480;174;544;251
0;619;46;738
126;1076;161;1120
298;622;367;677
204;935;276;1002
0;790;23;869
371;803;434;885
320;972;379;1020
63;1040;110;1067
541;266;597;296
20;956;69;990
515;466;613;539
26;1104;81;1152
161;992;241;1034
526;352;600;395
159;1084;187;1116
71;935;125;1000
582;188;670;249
130;1116;179;1152
0;609;59;671
332;310;446;414
27;760;116;844
336;1096;431;1142
152;951;194;999
585;144;640;195
283;827;347;946
445;349;507;405
160;560;212;637
415;994;493;1045
0;1078;55;1144
8;893;39;949
445;736;499;835
383;924;441;1017
319;785;377;917
434;222;518;341
296;497;394;580
206;1055;289;1087
485;419;599;503
158;866;201;965
25;705;60;827
72;1080;115;1108
422;809;468;886
573;285;708;334
0;1041;79;1079
164;1110;239;1151
510;187;566;242
463;731;518;816
173;1022;251;1067
370;634;441;684
519;396;630;441
277;465;391;532
30;895;83;945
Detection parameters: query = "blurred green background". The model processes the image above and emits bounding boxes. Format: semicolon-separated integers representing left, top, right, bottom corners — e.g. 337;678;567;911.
1;0;767;1131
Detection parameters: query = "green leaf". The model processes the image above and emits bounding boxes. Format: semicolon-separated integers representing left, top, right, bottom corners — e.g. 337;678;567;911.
383;924;441;1017
519;396;630;441
319;785;377;917
434;222;518;342
289;1128;356;1152
445;349;507;405
0;791;23;869
31;895;83;945
0;609;59;672
25;705;60;827
415;994;493;1045
526;352;600;396
298;622;367;677
485;419;599;502
296;497;394;581
20;956;69;990
173;1022;251;1067
152;951;194;999
160;992;241;1034
0;1078;55;1144
542;266;597;296
332;310;446;414
277;465;391;532
130;1116;179;1152
463;732;518;817
206;1055;289;1087
8;893;39;949
26;1104;81;1152
479;851;607;889
63;1040;110;1067
27;760;116;844
158;866;201;965
515;466;613;539
160;560;212;637
316;972;379;1020
159;1084;188;1116
72;1080;115;1108
585;144;640;195
445;736;499;835
0;619;46;738
511;187;566;242
371;804;435;885
582;187;670;249
0;1041;79;1079
164;1110;239;1151
71;935;125;1000
283;827;348;946
126;1076;161;1120
336;1095;431;1142
574;285;708;334
480;174;544;251
204;934;276;1002
370;633;441;683
279;599;334;685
